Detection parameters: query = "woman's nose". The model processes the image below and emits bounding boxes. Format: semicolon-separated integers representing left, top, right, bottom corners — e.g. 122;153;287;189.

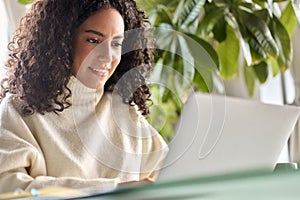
97;40;112;63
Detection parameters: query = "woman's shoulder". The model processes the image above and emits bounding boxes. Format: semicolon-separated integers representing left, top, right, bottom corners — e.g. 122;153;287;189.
102;92;144;119
102;92;166;139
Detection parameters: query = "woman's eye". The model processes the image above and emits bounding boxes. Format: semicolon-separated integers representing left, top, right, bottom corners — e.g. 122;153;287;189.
112;42;123;47
86;38;99;44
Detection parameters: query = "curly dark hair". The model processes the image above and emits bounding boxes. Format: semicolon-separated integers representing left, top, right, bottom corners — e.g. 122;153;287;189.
0;0;153;116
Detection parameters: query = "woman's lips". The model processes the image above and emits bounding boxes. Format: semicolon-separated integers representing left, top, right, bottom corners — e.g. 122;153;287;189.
88;66;110;77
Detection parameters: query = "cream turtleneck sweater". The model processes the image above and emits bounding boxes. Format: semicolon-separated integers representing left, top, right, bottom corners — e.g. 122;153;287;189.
0;77;168;193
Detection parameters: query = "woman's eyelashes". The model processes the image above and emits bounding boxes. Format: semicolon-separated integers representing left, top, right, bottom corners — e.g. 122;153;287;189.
86;38;123;48
86;38;100;44
111;41;123;47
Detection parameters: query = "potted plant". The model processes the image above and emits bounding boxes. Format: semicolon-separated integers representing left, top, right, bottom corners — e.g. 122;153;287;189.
135;0;298;140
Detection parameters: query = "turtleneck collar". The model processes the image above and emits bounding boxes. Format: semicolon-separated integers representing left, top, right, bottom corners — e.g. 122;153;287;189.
67;76;104;106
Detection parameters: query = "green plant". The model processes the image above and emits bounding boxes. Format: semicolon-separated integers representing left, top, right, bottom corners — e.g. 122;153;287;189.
18;0;34;5
136;0;298;140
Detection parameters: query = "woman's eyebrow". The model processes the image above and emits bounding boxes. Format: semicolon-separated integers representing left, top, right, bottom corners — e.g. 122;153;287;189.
84;30;124;40
113;34;124;40
85;29;104;37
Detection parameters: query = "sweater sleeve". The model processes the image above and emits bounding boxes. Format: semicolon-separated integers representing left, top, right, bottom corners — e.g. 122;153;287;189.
0;134;119;193
0;97;119;193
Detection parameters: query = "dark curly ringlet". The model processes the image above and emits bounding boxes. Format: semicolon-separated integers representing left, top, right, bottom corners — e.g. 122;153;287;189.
0;0;154;116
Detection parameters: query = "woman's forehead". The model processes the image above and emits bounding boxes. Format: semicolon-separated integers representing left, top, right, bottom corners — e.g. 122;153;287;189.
78;8;124;36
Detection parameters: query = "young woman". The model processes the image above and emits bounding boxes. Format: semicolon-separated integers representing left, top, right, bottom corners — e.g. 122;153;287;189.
0;0;168;193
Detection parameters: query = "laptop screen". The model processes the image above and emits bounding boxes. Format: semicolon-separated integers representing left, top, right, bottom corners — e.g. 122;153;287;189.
157;92;300;182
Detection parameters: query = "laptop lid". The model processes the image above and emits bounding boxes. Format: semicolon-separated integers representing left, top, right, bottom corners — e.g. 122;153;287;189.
157;92;300;182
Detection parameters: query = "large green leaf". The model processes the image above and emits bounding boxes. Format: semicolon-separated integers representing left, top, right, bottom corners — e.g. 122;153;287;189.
253;9;270;24
280;1;298;36
18;0;34;4
151;5;174;26
248;37;268;60
217;25;240;79
174;36;195;98
151;58;170;99
193;65;214;93
253;61;268;84
152;30;195;103
269;56;280;77
244;66;257;96
271;16;292;71
197;6;225;37
224;11;252;66
184;33;218;93
179;0;206;28
240;10;279;57
173;0;186;25
154;26;176;51
171;58;194;103
185;33;220;70
212;15;226;42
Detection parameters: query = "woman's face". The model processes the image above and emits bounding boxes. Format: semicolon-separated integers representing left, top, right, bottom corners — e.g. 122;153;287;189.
72;8;125;89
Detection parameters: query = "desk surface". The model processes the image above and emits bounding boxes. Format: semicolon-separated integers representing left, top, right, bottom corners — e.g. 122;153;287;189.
74;169;300;200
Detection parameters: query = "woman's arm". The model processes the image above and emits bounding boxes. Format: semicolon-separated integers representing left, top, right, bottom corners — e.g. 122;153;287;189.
0;133;120;193
0;96;121;193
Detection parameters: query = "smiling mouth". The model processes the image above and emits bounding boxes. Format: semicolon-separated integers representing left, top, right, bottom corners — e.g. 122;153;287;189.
88;66;110;77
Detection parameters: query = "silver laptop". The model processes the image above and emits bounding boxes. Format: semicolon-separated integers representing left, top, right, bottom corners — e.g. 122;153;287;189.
157;92;300;182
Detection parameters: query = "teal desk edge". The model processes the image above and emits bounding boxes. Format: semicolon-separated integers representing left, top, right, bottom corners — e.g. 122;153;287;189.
70;169;300;200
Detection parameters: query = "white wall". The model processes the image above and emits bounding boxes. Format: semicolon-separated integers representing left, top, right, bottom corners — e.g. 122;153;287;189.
0;0;9;76
0;0;26;78
3;0;26;33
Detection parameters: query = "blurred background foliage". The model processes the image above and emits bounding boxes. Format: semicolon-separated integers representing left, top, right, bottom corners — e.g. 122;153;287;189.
18;0;34;4
136;0;298;141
